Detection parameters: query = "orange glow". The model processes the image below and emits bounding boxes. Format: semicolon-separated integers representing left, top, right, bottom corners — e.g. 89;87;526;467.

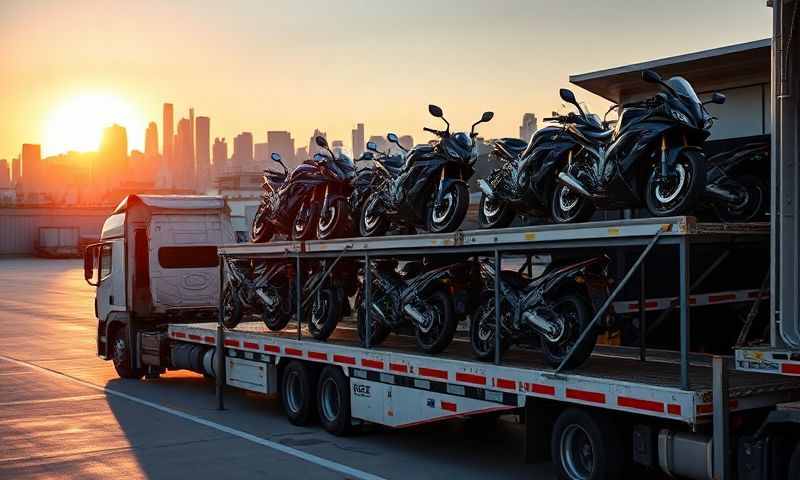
43;93;145;157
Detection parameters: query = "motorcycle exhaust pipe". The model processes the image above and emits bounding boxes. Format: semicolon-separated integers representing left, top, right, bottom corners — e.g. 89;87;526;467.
523;310;561;341
705;184;742;204
255;289;276;307
477;179;496;199
403;304;428;326
557;172;593;198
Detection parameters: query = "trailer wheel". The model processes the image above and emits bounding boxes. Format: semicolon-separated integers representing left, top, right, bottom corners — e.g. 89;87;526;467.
551;408;622;480
110;325;144;380
280;361;317;426
316;365;352;436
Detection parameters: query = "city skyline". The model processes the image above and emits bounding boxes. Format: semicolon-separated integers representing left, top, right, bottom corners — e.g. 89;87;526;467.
0;1;771;161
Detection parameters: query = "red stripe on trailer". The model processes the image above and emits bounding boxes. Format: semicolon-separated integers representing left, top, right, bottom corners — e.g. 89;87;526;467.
173;331;186;338
390;363;408;374
334;354;356;365
496;378;516;390
419;367;448;380
617;396;664;413
667;404;682;416
529;383;556;396
441;401;457;412
204;336;215;344
243;341;258;350
188;334;202;341
697;399;739;415
224;339;240;347
285;347;303;357
455;372;486;385
781;363;800;375
709;293;738;303
264;345;280;353
308;351;328;361
362;358;383;369
566;388;606;404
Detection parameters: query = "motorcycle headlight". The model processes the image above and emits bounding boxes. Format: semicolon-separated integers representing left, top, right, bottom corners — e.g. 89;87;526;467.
671;110;691;125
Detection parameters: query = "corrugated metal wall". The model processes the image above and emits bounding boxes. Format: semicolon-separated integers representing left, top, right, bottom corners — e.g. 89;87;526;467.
0;207;111;255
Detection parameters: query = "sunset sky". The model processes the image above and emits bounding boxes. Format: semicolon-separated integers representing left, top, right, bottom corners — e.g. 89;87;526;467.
1;0;771;160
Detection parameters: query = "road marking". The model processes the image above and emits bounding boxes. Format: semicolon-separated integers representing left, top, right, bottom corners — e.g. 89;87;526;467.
0;354;386;480
0;394;106;407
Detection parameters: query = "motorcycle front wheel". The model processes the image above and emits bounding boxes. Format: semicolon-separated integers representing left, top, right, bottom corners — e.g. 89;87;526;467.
317;198;351;240
359;194;389;237
541;293;595;369
292;200;319;241
550;183;595;224
250;204;274;243
222;285;243;329
308;288;343;341
469;291;511;360
645;152;705;217
478;193;515;229
414;290;457;354
712;174;766;223
427;182;469;233
356;290;391;347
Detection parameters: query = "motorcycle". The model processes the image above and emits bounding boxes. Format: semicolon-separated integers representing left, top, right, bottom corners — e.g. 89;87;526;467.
311;136;360;240
359;105;493;236
543;70;725;224
356;258;479;354
469;255;610;369
702;142;769;222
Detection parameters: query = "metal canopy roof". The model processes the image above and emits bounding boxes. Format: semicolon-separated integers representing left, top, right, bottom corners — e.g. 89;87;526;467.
570;39;771;103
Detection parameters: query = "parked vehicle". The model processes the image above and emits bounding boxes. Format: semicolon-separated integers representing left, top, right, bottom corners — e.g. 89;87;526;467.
359;105;493;236
545;70;725;224
702;142;769;222
311;136;359;240
348;140;405;236
356;258;478;354
470;255;610;368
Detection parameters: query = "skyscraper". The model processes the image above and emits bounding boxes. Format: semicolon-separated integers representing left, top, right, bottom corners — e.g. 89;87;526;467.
254;142;269;164
519;113;538;142
267;131;295;167
174;118;194;189
232;132;253;171
11;157;20;186
163;103;174;185
308;129;326;155
99;124;127;190
212;137;227;175
189;107;196;170
351;123;365;158
399;135;414;151
195;116;210;192
21;144;41;194
0;160;9;188
145;122;159;157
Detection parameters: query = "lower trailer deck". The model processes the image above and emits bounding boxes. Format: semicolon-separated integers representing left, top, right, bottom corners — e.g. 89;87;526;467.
169;321;800;426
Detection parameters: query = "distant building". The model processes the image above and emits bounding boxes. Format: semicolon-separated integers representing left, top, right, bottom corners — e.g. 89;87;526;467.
162;103;174;183
295;146;308;162
100;124;127;192
351;123;365;158
519;113;538;142
174;118;194;189
189;108;196;170
254;142;269;164
213;137;228;174
195;116;210;192
399;135;414;150
308;129;326;156
21;143;42;196
145;122;159;158
11;157;20;185
267;131;295;168
367;135;388;153
0;160;9;188
232;132;254;171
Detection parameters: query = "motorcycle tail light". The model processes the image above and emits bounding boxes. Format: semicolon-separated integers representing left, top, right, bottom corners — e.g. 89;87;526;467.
574;275;586;284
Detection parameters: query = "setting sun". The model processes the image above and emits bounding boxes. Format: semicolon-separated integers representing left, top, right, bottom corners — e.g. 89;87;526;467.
42;93;145;157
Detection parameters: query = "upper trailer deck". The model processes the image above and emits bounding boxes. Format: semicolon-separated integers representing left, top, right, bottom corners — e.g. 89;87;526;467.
217;216;768;259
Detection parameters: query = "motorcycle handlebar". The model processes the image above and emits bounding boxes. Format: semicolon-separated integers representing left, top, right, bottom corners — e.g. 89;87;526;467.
423;127;445;136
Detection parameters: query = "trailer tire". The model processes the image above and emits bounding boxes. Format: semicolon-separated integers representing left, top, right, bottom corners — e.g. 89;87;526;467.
316;366;352;436
280;361;317;426
551;408;622;480
110;325;145;380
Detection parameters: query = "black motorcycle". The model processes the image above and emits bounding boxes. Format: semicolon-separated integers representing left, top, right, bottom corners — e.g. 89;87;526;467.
702;142;769;222
543;70;726;223
347;140;402;236
356;258;478;354
310;136;359;240
359;105;493;236
470;255;610;368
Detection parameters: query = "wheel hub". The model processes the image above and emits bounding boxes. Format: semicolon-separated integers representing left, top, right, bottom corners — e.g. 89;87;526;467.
655;164;687;204
432;192;454;224
483;198;502;218
559;186;579;212
319;206;336;232
561;424;595;479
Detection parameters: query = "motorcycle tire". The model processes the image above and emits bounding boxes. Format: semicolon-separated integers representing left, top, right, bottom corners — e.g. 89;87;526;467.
359;193;389;237
427;182;469;233
414;289;457;354
550;182;595;224
263;283;293;331
645;151;705;217
478;193;515;229
250;204;274;243
292;200;319;241
317;198;351;240
469;291;511;361
222;285;243;329
712;174;767;223
541;292;595;369
308;288;343;341
356;290;391;347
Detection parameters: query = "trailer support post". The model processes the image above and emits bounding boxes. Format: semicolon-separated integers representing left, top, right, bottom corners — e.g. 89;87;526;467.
679;238;691;390
216;257;225;411
494;249;502;366
364;254;371;349
296;255;302;340
639;258;647;362
713;355;731;480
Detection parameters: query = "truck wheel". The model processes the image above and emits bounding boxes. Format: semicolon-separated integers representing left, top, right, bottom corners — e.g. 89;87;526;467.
111;325;144;380
281;361;317;426
551;408;622;480
316;365;352;436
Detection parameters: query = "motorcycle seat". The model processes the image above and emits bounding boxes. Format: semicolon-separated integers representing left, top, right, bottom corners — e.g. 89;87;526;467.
265;169;286;185
497;138;528;152
381;155;405;170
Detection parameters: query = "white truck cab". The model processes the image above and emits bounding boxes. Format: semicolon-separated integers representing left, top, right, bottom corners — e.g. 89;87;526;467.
84;194;234;377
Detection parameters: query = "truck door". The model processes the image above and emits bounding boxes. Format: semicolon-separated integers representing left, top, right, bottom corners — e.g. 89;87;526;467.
96;239;126;321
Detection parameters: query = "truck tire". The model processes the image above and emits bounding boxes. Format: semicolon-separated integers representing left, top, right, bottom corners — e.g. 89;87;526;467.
111;325;145;380
281;361;317;426
551;408;622;480
316;365;352;436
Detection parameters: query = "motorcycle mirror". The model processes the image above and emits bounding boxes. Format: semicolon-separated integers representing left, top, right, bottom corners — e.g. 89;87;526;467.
428;104;444;118
387;132;399;144
480;111;494;123
366;141;378;152
315;135;328;148
642;69;662;84
711;92;726;105
270;152;282;162
559;88;577;105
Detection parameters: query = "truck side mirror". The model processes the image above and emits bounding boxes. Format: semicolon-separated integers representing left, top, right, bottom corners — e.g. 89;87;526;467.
84;245;98;286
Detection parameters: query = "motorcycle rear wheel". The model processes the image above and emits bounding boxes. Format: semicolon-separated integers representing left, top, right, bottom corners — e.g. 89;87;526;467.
469;292;511;360
427;182;469;233
308;288;343;341
645;152;705;217
250;204;274;243
292;200;319;241
359;194;389;237
712;174;766;223
263;283;292;331
478;193;515;229
356;290;391;347
222;285;243;329
317;199;351;240
414;289;457;354
541;293;595;369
